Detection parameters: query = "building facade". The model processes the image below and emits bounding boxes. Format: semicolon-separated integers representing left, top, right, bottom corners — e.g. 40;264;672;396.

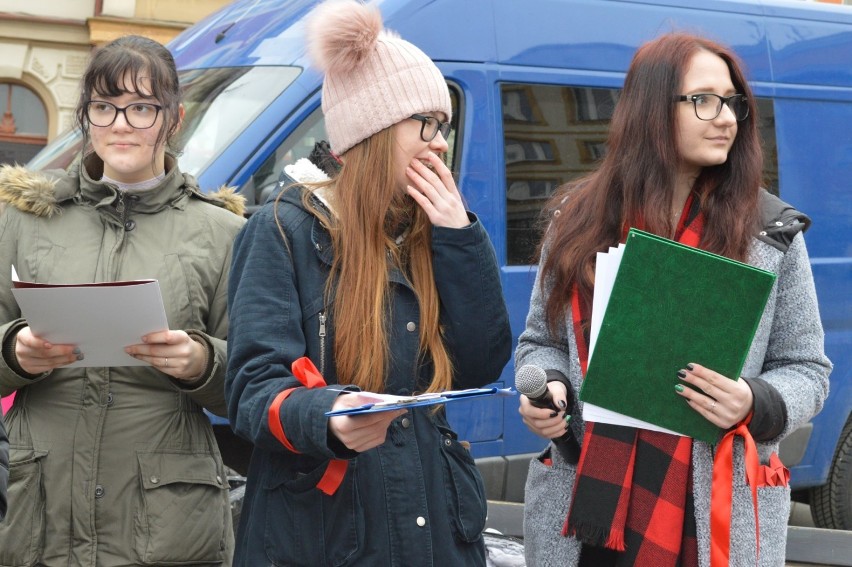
0;0;230;165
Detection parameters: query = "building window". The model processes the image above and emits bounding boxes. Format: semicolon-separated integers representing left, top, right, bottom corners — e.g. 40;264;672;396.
0;83;48;166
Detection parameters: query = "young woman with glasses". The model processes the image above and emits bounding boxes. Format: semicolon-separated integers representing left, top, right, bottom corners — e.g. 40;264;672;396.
225;1;511;565
516;32;830;567
0;35;244;564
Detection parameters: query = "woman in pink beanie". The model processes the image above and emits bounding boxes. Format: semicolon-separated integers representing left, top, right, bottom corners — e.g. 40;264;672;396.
225;1;512;565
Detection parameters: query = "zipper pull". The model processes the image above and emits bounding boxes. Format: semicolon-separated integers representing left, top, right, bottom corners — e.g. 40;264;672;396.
115;193;125;215
319;312;327;338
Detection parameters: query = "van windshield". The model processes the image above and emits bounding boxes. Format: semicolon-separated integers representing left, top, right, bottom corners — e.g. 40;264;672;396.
27;66;301;179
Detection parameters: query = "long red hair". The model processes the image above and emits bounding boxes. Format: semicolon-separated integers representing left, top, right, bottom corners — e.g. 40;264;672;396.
540;32;763;334
301;128;453;394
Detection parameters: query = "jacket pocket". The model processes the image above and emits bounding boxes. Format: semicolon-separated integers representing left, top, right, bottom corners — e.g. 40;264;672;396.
263;457;362;566
437;426;487;543
133;451;229;565
730;479;790;566
755;485;790;567
0;449;48;567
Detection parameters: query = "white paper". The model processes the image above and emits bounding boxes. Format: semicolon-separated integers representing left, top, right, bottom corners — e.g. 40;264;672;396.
10;274;169;368
582;402;685;436
583;243;683;434
589;244;624;357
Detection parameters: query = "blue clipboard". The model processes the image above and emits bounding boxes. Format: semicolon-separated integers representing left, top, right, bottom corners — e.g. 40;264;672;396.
324;387;517;416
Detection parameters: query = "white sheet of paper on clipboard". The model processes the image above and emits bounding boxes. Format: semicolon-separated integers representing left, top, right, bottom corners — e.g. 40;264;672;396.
324;387;516;416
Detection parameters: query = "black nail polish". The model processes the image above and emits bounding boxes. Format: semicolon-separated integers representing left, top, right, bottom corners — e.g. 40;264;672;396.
549;411;558;418
686;363;695;371
677;370;686;379
557;400;567;409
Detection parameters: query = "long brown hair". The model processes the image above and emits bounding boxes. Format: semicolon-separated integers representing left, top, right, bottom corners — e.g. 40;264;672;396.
540;32;763;334
302;127;453;394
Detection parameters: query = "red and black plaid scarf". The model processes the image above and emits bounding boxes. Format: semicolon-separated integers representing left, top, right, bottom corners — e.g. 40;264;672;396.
565;197;702;567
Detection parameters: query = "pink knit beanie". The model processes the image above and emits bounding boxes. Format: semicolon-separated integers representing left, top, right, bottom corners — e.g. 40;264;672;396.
306;0;452;155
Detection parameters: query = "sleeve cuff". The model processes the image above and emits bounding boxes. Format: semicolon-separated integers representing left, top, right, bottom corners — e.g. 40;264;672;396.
2;321;45;380
742;376;788;442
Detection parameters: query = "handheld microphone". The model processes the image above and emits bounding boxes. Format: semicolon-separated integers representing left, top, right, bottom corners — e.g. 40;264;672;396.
515;365;581;464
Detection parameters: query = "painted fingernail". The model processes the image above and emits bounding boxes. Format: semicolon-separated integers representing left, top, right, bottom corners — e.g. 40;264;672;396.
558;400;567;409
677;370;686;379
549;411;558;418
675;384;684;392
686;363;695;371
73;347;81;354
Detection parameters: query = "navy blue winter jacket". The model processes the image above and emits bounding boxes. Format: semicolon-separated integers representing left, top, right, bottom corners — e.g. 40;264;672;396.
226;185;512;566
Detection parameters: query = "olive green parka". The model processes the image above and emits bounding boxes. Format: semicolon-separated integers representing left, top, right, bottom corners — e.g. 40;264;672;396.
0;154;244;566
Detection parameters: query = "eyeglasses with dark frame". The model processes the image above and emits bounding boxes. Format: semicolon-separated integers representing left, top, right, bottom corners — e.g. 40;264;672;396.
677;93;749;122
409;114;452;142
85;100;163;129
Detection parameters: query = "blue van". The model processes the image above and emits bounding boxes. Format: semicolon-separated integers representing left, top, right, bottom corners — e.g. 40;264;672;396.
29;0;852;530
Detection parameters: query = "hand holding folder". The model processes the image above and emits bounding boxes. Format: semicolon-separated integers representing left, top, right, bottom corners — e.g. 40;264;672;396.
579;229;776;444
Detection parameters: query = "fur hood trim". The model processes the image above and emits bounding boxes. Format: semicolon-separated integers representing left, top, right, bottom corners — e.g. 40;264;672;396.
0;164;62;217
206;186;246;217
284;158;331;184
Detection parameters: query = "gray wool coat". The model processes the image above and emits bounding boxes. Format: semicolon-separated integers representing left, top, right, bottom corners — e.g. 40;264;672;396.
516;199;832;567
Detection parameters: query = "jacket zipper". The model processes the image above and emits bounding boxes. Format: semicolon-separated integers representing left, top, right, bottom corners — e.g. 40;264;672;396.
318;311;327;376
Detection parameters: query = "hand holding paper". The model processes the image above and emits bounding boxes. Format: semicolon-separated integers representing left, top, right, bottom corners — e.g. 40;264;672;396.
10;267;169;368
13;325;81;374
328;393;407;452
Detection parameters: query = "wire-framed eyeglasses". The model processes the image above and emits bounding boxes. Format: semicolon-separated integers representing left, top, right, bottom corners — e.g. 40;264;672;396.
85;100;163;129
677;93;749;122
409;114;452;142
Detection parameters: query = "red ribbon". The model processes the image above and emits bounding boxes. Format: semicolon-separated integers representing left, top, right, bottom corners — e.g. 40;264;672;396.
267;356;349;495
711;421;761;567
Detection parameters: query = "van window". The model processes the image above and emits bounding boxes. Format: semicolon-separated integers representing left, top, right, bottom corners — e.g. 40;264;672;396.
503;83;779;266
242;86;461;209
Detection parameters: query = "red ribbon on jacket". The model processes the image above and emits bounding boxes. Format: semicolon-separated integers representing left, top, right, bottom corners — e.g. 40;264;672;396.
711;420;760;567
267;356;349;496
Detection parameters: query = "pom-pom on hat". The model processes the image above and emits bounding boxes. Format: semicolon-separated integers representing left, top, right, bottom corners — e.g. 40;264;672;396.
306;0;452;155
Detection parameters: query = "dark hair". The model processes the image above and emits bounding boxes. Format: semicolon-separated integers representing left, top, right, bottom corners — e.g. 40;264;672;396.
75;35;181;152
540;32;763;333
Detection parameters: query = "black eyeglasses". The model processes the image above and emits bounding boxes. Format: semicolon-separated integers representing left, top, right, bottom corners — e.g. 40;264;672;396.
409;114;452;142
677;93;749;122
85;100;163;129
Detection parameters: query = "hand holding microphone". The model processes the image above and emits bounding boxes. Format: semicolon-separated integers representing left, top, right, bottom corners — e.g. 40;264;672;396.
515;365;580;464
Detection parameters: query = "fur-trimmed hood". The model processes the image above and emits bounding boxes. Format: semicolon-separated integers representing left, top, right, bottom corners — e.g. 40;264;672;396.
0;160;246;218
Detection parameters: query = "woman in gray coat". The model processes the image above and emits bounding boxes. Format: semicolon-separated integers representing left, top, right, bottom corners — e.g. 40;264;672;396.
516;32;831;567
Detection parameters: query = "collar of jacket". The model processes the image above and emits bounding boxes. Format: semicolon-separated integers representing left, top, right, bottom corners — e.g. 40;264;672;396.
0;154;246;218
76;152;191;215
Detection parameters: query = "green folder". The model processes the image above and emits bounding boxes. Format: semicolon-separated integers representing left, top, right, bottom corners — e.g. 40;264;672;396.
578;228;776;444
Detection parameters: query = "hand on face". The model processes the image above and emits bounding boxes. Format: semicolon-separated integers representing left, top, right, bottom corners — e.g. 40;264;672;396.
328;394;406;452
14;326;80;374
675;362;754;428
125;330;207;382
406;152;470;229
